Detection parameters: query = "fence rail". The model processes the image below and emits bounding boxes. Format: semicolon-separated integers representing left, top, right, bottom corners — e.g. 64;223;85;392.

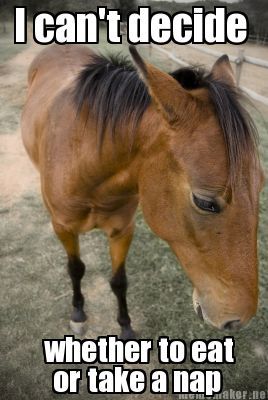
248;35;268;45
147;43;268;106
243;54;268;69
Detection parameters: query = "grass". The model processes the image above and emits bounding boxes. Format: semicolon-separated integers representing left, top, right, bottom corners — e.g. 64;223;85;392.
0;28;268;400
0;23;28;135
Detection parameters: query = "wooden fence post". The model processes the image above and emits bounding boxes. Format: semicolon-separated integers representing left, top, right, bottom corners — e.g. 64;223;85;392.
235;49;245;86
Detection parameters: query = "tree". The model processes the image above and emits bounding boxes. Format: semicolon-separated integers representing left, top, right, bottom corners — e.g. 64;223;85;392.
116;0;137;21
0;0;12;33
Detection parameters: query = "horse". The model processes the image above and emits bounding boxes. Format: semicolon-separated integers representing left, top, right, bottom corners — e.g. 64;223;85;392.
21;44;264;339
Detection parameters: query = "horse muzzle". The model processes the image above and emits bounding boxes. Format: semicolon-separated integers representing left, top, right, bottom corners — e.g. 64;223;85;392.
192;288;253;332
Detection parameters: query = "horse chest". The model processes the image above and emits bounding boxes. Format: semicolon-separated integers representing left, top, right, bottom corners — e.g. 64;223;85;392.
79;196;139;236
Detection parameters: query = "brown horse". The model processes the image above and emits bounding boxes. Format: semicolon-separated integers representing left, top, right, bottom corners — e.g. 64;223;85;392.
21;44;263;338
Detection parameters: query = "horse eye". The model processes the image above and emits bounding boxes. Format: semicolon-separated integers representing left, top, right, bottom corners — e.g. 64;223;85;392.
193;194;220;214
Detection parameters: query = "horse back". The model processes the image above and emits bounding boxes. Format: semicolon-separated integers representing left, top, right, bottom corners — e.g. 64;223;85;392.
21;45;95;168
21;45;140;234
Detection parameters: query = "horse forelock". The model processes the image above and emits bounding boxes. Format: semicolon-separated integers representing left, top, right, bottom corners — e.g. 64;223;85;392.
171;66;259;190
205;77;259;190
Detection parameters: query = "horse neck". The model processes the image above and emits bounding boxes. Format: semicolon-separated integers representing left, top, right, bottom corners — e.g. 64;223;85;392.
91;106;164;193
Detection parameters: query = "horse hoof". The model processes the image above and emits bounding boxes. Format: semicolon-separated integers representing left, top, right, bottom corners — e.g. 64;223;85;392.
71;307;87;323
120;327;136;340
70;320;87;336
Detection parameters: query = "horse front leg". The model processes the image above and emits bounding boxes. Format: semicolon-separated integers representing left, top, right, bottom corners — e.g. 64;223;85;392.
109;224;135;340
53;222;87;335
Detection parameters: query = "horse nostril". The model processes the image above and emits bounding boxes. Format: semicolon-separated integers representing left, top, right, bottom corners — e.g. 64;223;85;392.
196;304;204;321
223;319;242;331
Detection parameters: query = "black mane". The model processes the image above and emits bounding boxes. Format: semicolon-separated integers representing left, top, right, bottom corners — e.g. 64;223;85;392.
73;52;258;187
171;66;259;187
73;53;150;146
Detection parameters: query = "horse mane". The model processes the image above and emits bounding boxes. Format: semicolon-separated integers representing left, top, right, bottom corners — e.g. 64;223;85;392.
73;52;150;146
73;52;258;187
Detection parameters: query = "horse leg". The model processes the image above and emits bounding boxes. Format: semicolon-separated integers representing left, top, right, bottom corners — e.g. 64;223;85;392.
109;224;135;340
53;223;87;335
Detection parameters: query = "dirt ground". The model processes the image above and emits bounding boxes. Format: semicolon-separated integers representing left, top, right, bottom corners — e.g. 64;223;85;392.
1;27;268;400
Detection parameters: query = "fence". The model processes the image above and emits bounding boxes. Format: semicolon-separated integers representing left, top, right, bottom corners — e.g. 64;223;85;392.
147;43;268;107
248;35;268;46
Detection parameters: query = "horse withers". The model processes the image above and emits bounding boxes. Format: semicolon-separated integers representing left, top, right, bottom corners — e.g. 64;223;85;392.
21;44;264;338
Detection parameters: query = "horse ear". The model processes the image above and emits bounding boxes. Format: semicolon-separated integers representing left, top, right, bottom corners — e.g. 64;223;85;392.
211;55;236;86
129;46;191;123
